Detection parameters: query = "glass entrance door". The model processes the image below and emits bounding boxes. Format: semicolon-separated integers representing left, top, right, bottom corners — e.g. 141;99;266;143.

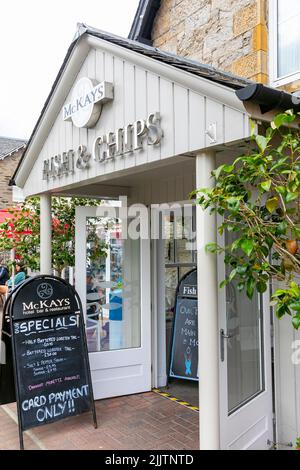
75;205;151;400
219;231;273;449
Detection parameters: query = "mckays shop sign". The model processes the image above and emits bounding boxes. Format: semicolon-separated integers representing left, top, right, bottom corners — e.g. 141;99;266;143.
42;76;163;181
42;111;163;180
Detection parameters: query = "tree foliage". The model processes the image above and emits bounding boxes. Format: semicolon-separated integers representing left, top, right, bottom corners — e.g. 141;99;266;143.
0;197;104;275
194;110;300;329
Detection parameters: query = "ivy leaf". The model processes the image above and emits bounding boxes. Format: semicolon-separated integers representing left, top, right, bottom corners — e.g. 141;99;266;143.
275;186;286;195
256;281;267;294
236;265;248;275
256;135;268;153
292;315;300;330
266;197;278;213
276;304;289;319
271;113;295;129
289;302;300;312
205;243;218;254
240;239;254;257
276;221;287;235
246;277;255;298
286;192;298;203
259;180;272;192
265;237;274;249
222;164;234;173
270;156;288;171
213;165;225;180
219;279;229;289
227;197;240;212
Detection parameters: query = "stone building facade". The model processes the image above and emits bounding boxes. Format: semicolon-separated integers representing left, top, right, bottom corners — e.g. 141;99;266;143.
0;138;26;209
130;0;300;94
152;0;268;83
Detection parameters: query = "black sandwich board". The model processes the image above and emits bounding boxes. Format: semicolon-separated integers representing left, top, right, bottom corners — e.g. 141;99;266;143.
169;268;198;381
7;275;97;450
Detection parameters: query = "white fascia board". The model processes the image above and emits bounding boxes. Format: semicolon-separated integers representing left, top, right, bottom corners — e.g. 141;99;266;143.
86;35;246;113
15;33;249;189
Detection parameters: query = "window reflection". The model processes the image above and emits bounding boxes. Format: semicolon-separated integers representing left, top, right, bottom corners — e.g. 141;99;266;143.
225;231;264;413
86;217;140;353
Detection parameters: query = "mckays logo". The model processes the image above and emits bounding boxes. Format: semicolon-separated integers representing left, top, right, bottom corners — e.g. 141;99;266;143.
22;298;71;312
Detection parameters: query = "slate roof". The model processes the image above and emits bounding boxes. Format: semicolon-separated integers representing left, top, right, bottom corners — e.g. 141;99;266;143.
82;25;252;89
0;136;26;160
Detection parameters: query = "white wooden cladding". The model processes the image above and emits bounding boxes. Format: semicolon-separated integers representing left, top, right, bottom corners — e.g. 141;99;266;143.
130;162;196;205
23;46;249;197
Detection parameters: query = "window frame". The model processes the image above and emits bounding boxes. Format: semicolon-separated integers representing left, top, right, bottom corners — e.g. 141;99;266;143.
269;0;300;87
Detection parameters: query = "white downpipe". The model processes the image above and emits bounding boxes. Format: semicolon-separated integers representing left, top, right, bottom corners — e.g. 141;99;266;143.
196;151;220;450
40;194;52;275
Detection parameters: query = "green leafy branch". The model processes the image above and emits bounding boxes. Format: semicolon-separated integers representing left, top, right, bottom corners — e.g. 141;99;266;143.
193;110;300;329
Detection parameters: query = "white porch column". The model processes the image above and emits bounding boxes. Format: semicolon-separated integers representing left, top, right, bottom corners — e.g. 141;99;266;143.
40;194;52;275
196;151;220;450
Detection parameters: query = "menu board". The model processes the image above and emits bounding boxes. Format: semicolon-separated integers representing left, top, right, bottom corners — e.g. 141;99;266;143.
169;269;199;381
9;276;96;445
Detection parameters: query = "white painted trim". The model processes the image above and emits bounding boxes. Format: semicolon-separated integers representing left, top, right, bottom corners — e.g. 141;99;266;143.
196;151;219;450
14;33;250;189
218;220;274;449
269;0;300;88
151;200;196;389
75;204;152;398
151;238;158;388
86;36;247;112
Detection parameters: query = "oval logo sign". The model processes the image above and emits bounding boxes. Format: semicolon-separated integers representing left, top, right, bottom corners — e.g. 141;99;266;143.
63;77;114;128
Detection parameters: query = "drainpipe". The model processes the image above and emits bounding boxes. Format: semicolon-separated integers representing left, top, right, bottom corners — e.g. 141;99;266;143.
40;194;52;275
236;83;300;114
196;151;220;450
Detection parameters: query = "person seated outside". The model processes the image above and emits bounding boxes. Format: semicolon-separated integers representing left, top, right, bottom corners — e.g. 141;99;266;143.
0;261;26;296
0;259;9;287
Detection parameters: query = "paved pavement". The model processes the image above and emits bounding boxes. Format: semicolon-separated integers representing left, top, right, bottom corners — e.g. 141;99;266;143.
0;392;199;450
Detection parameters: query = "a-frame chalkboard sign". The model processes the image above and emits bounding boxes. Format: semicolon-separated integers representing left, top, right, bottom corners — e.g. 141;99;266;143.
169;268;199;381
7;275;97;450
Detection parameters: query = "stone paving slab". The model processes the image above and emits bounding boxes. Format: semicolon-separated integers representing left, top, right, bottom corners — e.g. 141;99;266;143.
0;392;199;450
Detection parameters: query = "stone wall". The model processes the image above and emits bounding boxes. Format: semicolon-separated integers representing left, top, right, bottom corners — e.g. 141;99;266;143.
152;0;268;83
0;150;22;209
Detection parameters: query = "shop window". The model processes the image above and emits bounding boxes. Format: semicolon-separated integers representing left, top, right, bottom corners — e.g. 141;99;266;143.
164;207;196;358
270;0;300;86
85;217;140;353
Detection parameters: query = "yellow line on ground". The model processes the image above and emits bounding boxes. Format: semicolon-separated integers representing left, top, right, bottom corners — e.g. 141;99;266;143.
152;388;199;412
2;405;47;450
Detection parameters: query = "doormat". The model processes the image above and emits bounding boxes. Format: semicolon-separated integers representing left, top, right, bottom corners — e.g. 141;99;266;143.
152;388;199;412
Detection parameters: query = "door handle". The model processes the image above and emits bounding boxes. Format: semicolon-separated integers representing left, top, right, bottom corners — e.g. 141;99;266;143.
220;329;234;362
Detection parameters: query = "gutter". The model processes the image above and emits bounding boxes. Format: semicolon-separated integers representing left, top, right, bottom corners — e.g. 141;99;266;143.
236;83;300;114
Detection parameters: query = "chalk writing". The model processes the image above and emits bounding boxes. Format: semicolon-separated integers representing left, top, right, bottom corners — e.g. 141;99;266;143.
10;277;95;433
169;269;199;381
